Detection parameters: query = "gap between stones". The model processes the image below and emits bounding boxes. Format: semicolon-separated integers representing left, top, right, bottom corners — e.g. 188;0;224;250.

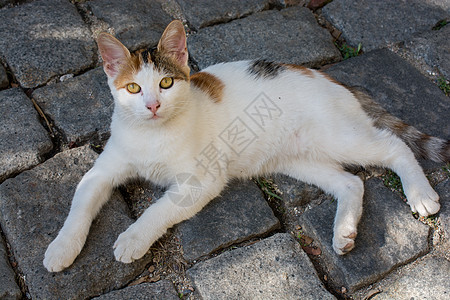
0;224;29;299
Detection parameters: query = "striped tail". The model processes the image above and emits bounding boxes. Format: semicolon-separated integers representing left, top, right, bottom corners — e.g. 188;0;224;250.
350;87;450;163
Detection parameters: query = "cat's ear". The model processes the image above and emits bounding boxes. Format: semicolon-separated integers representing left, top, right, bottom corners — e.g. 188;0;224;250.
157;20;188;66
97;33;131;78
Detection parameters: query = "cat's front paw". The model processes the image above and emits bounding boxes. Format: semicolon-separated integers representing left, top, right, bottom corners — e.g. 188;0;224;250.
333;230;357;255
113;228;151;263
406;186;440;217
43;234;83;272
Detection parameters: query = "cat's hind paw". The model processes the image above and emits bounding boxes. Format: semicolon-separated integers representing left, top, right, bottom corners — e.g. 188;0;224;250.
406;186;440;217
43;235;82;272
333;231;357;255
113;228;150;263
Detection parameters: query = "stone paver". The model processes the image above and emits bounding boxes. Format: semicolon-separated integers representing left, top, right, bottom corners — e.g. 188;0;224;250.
372;255;450;300
299;178;430;292
177;180;280;262
436;179;450;241
428;0;450;11
0;0;96;88
0;0;14;8
32;67;113;144
401;24;450;79
187;233;336;299
93;280;179;300
0;64;8;89
84;0;172;51
0;88;53;182
0;236;21;300
325;49;450;140
323;0;449;51
273;174;324;207
188;6;341;69
120;180;165;218
0;146;152;299
178;0;271;30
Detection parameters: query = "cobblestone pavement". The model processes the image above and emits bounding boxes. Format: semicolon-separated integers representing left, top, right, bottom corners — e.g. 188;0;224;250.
0;1;449;299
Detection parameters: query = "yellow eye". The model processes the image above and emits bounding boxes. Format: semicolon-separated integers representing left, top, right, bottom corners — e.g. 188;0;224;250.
160;77;174;89
126;83;141;94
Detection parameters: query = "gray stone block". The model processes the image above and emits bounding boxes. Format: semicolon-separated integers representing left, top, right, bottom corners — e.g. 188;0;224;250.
187;233;336;299
436;179;450;240
372;256;450;300
177;0;271;30
0;146;152;299
325;49;450;140
402;25;450;79
177;180;280;262
323;0;449;51
188;6;341;69
0;237;21;300
32;67;113;144
120;180;166;218
427;0;450;11
93;280;179;300
0;64;8;89
273;174;324;207
0;0;15;9
0;88;53;182
86;0;172;51
299;178;430;292
0;0;96;88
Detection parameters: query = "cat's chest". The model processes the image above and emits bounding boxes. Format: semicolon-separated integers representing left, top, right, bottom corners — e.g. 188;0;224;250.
126;145;177;186
113;127;188;183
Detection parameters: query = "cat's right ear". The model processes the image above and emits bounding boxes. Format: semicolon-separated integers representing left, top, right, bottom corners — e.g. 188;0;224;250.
97;33;130;78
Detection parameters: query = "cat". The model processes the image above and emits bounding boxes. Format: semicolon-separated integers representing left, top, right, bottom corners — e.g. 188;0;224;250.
43;20;448;272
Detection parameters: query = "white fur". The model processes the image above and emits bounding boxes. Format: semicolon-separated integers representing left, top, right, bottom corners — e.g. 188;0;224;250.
43;60;440;272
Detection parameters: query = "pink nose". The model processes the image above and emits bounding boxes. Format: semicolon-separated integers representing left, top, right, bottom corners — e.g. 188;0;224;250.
146;101;160;114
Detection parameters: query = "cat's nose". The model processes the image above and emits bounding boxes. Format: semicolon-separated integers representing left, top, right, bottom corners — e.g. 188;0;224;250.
146;101;160;114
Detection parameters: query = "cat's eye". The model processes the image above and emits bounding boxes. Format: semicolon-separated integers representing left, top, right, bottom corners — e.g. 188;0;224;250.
160;77;174;89
126;83;141;94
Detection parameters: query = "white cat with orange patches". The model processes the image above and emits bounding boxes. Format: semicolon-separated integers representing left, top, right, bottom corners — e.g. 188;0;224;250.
44;21;448;272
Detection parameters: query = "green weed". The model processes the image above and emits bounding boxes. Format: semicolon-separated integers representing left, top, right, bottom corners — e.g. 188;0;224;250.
443;163;450;176
437;77;450;96
256;177;283;201
382;170;404;196
335;42;362;60
432;19;448;30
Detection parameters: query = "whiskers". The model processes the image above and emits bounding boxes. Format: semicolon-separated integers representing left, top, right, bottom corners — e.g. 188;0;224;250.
116;109;151;128
163;100;188;120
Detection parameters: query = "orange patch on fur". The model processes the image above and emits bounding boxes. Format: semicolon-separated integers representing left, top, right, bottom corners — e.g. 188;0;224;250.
190;72;224;103
113;54;143;89
284;64;315;78
320;72;348;88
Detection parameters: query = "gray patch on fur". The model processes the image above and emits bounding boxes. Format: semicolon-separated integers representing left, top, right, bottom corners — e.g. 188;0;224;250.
248;60;285;79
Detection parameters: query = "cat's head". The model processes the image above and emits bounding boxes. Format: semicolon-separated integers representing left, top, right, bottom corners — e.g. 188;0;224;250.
97;20;190;125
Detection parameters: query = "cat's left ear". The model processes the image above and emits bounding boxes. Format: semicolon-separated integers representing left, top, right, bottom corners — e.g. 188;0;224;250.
158;20;188;67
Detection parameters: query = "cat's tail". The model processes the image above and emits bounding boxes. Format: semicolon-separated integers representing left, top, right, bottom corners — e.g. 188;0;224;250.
350;87;450;163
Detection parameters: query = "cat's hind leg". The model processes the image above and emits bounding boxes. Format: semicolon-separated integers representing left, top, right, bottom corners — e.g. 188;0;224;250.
374;132;440;216
338;128;440;217
279;161;364;255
